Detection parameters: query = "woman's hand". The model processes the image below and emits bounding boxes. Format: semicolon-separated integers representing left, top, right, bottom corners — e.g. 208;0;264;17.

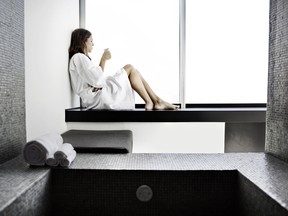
102;48;111;61
99;48;111;71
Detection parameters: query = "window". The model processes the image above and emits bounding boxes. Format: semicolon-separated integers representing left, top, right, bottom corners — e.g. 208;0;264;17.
85;0;179;104
84;0;269;106
186;0;270;103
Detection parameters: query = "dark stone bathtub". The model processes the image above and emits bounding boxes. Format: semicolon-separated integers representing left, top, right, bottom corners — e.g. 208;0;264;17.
1;153;288;216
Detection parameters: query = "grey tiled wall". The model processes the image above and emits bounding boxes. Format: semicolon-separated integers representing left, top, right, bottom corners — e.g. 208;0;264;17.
0;0;25;164
266;0;288;162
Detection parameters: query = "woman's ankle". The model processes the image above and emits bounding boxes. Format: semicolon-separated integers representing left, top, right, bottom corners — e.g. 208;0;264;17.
145;102;154;110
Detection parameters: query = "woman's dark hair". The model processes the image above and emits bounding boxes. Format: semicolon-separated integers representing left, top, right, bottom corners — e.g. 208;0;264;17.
68;28;92;60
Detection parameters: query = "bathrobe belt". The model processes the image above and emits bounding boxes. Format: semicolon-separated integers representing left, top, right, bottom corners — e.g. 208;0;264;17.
92;87;103;92
92;87;102;92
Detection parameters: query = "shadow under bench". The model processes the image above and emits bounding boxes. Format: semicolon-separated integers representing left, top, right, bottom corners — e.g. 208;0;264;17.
1;153;288;216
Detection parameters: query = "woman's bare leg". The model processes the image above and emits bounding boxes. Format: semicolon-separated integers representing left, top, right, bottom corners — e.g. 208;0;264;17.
124;64;154;110
137;72;178;110
124;64;177;110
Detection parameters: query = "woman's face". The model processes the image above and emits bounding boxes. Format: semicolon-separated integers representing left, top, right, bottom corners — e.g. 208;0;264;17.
84;35;94;54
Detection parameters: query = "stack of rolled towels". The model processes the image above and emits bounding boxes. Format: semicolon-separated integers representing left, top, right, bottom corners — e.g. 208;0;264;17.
23;133;76;167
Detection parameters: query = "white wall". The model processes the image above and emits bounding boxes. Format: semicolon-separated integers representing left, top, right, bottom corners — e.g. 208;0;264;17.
25;0;79;141
67;122;225;153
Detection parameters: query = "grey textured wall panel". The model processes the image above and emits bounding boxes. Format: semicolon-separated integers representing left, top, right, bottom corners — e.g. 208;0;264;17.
266;0;288;162
225;123;265;153
0;0;25;164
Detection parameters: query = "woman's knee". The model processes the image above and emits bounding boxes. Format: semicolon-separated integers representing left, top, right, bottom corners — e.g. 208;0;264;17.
124;64;135;71
123;64;134;76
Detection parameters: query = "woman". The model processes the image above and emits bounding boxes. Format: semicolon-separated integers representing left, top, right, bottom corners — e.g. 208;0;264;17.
68;28;177;110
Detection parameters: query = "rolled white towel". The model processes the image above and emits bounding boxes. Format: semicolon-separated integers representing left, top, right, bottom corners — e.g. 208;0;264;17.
46;156;59;167
54;143;74;161
23;133;63;166
60;150;77;167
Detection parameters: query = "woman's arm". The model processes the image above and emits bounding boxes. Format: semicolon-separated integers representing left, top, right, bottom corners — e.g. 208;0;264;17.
99;48;111;71
71;53;106;88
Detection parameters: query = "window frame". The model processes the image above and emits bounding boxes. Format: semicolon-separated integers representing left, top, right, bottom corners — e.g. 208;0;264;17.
79;0;267;109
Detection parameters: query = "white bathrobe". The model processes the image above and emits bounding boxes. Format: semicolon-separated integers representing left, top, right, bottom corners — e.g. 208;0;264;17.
69;53;135;110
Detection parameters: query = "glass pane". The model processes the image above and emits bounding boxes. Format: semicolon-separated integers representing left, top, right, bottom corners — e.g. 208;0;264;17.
186;0;270;103
86;0;179;104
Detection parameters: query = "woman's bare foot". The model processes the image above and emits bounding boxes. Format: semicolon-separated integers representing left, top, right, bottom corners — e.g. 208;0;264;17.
145;102;154;111
154;99;178;110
